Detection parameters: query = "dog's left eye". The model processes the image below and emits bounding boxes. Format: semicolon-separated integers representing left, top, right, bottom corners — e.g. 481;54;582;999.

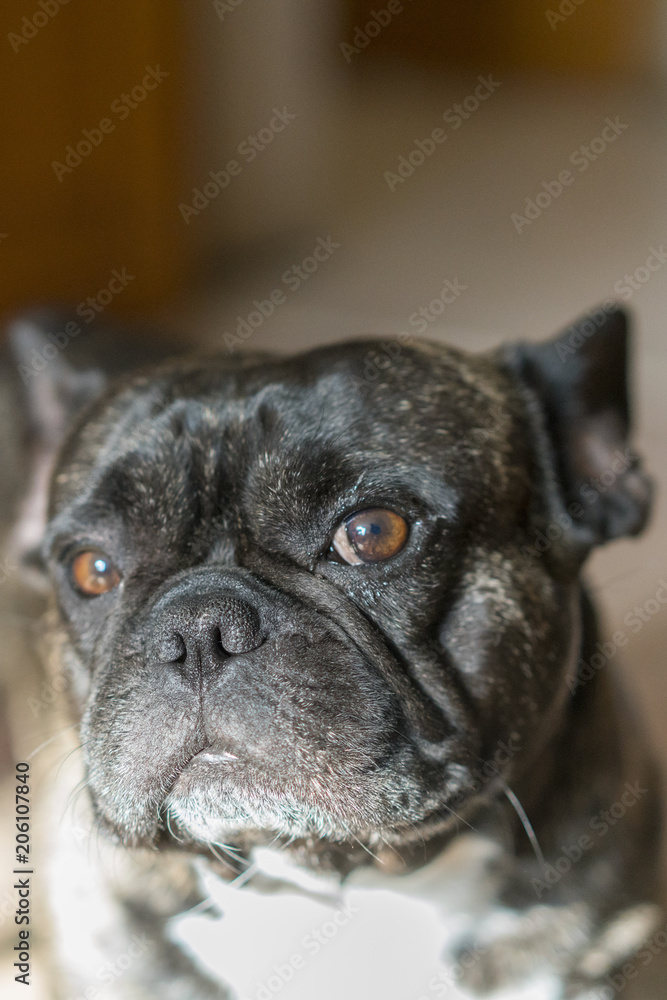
69;550;122;597
330;508;409;565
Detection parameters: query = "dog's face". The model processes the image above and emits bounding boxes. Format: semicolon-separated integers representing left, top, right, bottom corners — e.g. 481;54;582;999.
23;309;651;855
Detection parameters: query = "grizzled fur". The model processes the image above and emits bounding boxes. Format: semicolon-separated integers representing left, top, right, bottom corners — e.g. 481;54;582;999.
7;306;663;998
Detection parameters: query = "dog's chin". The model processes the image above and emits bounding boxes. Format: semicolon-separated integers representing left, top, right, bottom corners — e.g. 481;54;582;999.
159;792;475;874
161;755;393;848
90;746;472;855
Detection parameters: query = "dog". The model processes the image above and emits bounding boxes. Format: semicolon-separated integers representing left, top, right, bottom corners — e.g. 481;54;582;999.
6;304;663;1000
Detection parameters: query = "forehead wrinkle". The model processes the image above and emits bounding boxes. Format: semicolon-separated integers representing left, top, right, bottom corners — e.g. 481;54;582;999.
59;393;302;541
52;344;520;540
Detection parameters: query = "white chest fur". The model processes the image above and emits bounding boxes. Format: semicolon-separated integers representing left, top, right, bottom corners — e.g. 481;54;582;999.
170;834;562;1000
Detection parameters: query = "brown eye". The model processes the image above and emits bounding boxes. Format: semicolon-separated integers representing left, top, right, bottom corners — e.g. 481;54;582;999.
331;508;409;565
70;551;121;597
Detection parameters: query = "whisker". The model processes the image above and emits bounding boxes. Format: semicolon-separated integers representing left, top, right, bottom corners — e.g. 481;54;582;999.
26;722;79;761
206;839;250;873
501;781;547;870
441;802;476;832
57;737;93;780
339;820;382;864
63;773;92;816
165;808;184;844
226;861;259;889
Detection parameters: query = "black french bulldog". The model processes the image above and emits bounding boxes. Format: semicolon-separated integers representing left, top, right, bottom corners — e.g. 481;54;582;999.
6;305;663;999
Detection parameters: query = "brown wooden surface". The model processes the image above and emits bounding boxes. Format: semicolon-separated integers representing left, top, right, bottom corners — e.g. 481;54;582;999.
344;0;654;76
0;0;187;319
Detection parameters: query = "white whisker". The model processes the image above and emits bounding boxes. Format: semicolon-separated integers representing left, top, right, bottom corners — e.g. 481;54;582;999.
502;782;547;870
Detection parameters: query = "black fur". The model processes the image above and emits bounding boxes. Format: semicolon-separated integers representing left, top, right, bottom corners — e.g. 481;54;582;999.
8;305;662;998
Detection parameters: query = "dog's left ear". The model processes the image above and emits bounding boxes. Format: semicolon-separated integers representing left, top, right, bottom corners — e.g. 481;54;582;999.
10;311;107;450
6;312;107;587
504;304;653;550
6;311;179;587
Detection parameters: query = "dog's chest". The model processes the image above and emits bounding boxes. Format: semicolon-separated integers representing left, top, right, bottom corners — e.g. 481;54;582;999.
170;834;561;1000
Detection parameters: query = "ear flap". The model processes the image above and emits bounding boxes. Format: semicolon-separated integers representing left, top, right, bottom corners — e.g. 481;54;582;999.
11;312;107;446
6;312;107;587
504;304;653;552
5;310;181;587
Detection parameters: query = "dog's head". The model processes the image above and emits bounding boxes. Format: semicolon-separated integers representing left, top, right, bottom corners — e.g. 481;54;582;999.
9;306;652;856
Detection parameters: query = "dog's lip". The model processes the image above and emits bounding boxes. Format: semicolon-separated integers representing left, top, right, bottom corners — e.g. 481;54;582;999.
163;746;242;808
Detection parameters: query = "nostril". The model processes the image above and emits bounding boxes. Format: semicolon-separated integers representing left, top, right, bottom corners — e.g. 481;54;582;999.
159;632;187;664
219;596;262;655
213;627;229;660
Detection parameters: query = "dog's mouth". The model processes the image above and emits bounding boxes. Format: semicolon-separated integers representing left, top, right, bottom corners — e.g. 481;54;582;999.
158;744;398;845
130;736;474;866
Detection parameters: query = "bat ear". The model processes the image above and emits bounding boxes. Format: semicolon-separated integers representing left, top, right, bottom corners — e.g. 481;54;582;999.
504;304;653;554
6;311;106;587
11;311;107;448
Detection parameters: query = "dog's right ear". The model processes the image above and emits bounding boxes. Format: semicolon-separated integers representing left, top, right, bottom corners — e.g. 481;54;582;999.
6;312;107;587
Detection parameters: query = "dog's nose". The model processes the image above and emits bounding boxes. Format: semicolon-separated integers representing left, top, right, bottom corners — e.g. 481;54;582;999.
153;591;263;675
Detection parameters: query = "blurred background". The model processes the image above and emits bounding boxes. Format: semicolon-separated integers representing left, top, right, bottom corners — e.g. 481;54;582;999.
1;0;667;996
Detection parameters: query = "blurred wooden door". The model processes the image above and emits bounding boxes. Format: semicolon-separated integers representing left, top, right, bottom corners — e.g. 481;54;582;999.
0;0;186;316
344;0;656;77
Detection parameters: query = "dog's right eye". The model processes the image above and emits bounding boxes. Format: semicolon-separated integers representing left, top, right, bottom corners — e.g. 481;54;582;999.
69;550;122;597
